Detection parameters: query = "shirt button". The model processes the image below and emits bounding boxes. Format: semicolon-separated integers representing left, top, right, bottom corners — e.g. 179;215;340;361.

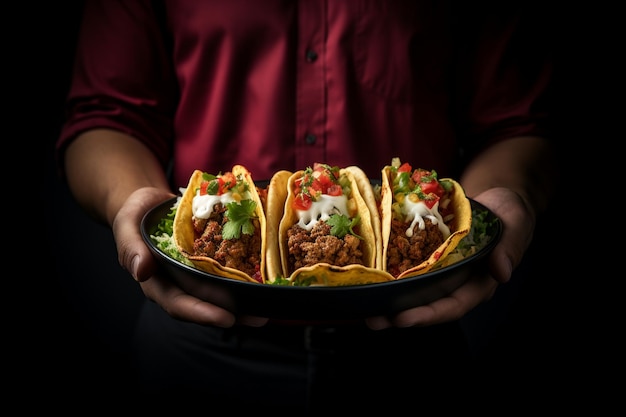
305;133;316;144
305;49;318;62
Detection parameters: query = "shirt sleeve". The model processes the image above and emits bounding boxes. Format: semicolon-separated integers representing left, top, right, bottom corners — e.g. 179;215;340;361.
55;0;177;176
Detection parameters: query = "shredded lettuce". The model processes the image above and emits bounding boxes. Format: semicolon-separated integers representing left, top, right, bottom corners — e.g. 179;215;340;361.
150;199;194;266
429;208;496;270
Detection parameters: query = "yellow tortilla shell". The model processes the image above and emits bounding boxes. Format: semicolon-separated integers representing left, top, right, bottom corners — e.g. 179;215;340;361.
278;166;391;286
344;165;384;270
264;170;292;283
380;166;472;279
289;263;393;287
173;166;266;283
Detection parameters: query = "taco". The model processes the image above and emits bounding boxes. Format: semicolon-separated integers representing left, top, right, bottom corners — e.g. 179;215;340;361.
173;166;267;283
277;163;391;286
380;158;472;279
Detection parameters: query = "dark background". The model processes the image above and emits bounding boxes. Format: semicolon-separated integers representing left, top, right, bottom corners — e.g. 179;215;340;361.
34;1;143;396
34;0;611;400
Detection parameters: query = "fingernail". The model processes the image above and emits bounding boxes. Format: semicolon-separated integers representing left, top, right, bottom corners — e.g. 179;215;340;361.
131;256;140;281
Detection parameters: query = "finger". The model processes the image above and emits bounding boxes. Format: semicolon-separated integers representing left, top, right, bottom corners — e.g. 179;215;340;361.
140;274;237;328
474;187;533;283
488;245;513;284
112;187;174;281
390;273;498;328
364;315;394;330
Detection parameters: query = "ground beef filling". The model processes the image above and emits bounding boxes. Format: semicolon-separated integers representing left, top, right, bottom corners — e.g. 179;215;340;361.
287;222;363;273
192;203;261;279
387;217;444;278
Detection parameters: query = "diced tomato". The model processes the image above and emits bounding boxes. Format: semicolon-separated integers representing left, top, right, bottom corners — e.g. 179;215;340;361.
292;194;312;211
199;181;209;195
326;184;343;196
308;180;323;194
397;162;412;173
420;180;444;197
212;178;222;195
316;172;333;189
293;163;344;210
219;172;236;194
422;196;439;209
411;168;431;183
420;190;443;209
198;171;239;196
312;162;325;171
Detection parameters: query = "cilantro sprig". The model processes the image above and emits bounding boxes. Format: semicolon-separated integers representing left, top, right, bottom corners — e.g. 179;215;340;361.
326;213;362;239
222;199;258;239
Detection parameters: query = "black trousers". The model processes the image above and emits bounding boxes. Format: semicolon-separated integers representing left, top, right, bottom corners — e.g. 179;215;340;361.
131;300;472;412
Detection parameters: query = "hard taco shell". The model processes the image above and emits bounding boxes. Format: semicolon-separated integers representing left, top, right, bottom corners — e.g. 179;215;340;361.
289;263;393;287
278;166;391;286
381;166;472;279
264;170;292;283
173;166;266;283
343;165;384;270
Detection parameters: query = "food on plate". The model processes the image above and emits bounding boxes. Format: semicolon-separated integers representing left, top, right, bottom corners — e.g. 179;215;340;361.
173;166;267;283
276;163;391;286
161;160;477;286
380;158;472;279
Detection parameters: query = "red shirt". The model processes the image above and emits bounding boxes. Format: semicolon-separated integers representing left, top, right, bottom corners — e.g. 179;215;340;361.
57;0;553;186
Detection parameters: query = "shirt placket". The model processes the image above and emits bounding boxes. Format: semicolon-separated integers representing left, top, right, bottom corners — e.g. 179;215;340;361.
295;0;327;167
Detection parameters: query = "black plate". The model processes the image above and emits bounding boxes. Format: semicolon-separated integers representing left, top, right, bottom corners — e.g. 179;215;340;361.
141;197;501;321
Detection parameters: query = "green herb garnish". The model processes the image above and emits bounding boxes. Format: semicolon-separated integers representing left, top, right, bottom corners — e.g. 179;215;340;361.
222;199;258;239
326;213;362;239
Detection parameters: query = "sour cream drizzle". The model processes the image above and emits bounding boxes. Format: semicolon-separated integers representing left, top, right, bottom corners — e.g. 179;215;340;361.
402;199;450;238
192;192;236;219
297;194;349;231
